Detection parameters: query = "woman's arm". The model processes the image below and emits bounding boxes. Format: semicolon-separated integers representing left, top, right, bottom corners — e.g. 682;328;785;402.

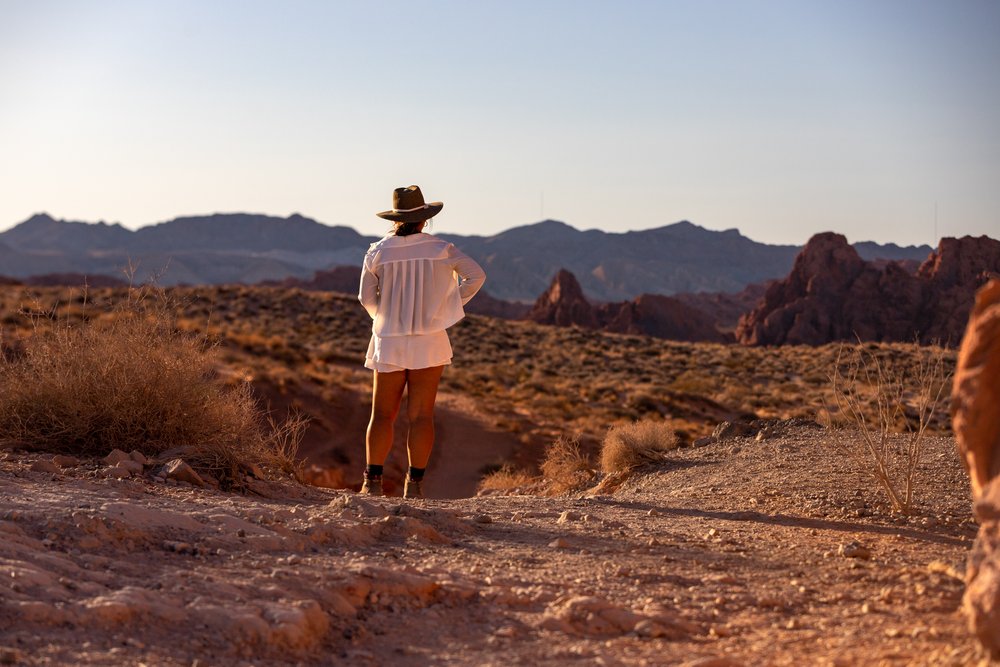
358;259;379;319
450;245;486;304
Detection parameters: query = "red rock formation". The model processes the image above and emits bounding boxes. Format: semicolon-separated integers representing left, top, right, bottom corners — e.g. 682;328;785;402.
675;281;772;333
260;266;361;294
527;269;728;342
736;233;1000;346
952;279;1000;656
528;269;598;328
463;291;531;320
598;294;730;343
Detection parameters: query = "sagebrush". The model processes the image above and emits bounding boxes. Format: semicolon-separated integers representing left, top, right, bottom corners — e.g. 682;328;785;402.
0;286;304;487
476;464;536;494
600;418;679;473
540;436;594;494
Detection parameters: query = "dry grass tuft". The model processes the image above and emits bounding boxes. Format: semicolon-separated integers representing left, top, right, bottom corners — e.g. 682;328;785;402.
540;436;594;494
477;464;536;494
600;418;679;473
0;286;304;487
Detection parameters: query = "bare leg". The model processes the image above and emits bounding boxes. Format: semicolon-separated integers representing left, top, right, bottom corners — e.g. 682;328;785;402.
404;365;445;469
366;370;407;466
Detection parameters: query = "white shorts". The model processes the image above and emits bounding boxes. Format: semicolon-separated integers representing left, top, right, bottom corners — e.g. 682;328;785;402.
364;330;453;373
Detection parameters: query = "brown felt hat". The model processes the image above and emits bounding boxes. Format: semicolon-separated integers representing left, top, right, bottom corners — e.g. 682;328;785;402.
376;185;443;223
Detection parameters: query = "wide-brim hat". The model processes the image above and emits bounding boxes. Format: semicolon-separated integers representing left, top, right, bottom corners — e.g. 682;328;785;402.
376;185;443;223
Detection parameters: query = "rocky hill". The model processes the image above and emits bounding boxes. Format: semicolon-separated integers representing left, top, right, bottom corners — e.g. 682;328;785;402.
0;213;934;301
736;233;1000;346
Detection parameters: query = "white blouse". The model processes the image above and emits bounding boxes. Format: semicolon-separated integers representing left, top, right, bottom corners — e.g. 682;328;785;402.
359;233;486;337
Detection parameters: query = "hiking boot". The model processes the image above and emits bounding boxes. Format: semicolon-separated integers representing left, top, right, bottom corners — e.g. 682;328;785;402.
403;476;424;499
360;475;383;496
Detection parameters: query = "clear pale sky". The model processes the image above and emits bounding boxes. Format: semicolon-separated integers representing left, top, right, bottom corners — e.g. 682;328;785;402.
1;0;998;245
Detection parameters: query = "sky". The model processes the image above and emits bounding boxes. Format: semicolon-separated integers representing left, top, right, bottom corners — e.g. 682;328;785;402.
0;0;998;246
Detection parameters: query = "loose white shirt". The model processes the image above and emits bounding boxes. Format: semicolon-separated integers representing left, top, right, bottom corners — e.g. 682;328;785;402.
358;232;486;337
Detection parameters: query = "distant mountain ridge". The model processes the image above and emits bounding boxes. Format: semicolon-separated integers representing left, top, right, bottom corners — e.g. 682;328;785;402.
0;212;936;300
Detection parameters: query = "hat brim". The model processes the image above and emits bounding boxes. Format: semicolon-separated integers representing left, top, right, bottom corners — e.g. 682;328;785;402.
375;202;443;223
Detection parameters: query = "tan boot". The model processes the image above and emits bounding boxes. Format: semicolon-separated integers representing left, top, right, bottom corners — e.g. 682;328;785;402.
360;475;383;496
403;476;424;499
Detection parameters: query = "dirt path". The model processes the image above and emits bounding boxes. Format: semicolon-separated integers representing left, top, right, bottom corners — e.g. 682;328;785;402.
0;427;987;666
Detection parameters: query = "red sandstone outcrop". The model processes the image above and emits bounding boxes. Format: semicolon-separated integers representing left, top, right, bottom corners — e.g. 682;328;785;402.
597;294;729;343
528;269;598;328
527;270;728;342
736;233;1000;346
952;279;1000;656
463;291;531;320
675;281;772;332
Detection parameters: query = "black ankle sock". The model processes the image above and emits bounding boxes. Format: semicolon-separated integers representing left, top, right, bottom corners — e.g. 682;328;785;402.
408;466;425;481
365;464;383;478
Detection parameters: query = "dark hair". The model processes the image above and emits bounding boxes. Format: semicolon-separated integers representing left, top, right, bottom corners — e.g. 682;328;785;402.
393;220;429;236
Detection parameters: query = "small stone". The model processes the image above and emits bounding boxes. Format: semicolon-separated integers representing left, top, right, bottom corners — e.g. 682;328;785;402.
635;619;670;638
557;511;581;524
103;449;131;465
161;459;206;487
494;624;520;638
885;628;901;638
756;596;783;609
107;465;132;479
838;541;873;560
30;460;61;474
129;450;148;465
709;624;733;638
52;455;81;468
163;540;195;555
693;436;715;447
118;460;143;475
472;514;493;524
549;538;570;549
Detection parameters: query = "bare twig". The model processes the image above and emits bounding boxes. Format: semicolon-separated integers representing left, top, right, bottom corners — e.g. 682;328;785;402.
828;342;951;513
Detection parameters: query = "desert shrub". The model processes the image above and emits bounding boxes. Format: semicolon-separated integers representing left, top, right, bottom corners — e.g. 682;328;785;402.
828;343;951;513
600;418;679;473
0;286;304;487
477;464;536;494
540;436;594;494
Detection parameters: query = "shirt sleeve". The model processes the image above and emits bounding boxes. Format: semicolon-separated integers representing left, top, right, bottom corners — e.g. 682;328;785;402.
450;244;486;305
358;255;379;319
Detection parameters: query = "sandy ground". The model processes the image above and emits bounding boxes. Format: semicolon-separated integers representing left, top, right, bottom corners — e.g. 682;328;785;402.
0;426;988;666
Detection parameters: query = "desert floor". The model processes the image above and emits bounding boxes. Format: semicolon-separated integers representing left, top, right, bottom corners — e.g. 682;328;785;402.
0;424;986;666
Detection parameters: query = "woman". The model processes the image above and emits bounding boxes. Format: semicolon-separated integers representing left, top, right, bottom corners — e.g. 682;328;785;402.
358;185;486;498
